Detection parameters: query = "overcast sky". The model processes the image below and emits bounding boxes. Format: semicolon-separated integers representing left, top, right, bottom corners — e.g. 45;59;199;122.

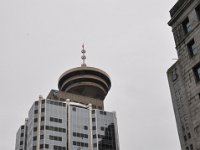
0;0;180;149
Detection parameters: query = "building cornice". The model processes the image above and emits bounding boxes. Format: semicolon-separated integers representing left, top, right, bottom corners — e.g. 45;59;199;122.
168;0;194;26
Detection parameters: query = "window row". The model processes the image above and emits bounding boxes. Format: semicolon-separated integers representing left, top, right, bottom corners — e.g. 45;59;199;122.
93;134;104;139
50;117;62;123
184;132;191;141
93;134;114;140
46;125;66;133
100;111;107;115
34;108;45;114
33;125;66;133
73;141;88;147
98;143;115;149
49;135;62;141
34;100;45;106
92;105;102;110
32;144;66;150
47;100;66;107
34;116;45;123
73;132;88;138
186;144;193;150
33;144;49;150
33;135;44;141
54;145;66;150
19;141;23;145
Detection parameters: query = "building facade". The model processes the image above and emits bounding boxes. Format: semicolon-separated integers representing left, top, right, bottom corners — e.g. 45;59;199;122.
15;55;120;150
167;0;200;150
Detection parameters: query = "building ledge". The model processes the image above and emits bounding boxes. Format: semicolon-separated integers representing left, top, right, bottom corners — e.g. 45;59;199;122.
168;0;194;26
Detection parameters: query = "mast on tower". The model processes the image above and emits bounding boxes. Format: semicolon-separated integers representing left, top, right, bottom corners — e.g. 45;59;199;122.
81;44;86;67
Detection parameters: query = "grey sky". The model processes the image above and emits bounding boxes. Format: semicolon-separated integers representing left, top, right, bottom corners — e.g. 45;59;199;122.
0;0;180;149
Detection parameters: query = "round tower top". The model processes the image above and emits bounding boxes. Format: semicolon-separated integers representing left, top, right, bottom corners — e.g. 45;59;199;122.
58;66;111;100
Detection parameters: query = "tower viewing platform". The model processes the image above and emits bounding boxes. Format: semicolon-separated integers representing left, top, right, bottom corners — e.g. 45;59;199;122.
58;66;111;100
58;45;111;100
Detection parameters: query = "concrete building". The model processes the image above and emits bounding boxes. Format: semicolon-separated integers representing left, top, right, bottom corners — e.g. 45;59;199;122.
167;0;200;150
15;47;120;150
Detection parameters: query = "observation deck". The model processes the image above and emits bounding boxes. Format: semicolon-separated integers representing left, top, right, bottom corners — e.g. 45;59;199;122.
58;66;111;100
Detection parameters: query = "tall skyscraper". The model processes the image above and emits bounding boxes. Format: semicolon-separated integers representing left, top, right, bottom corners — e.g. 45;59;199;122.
167;0;200;150
15;47;120;150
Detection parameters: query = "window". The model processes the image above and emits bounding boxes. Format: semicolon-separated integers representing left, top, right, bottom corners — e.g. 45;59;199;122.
20;133;24;137
84;125;88;130
33;146;36;150
41;108;45;112
33;136;37;141
182;17;192;34
21;126;24;129
98;134;103;138
34;118;38;122
188;132;191;139
85;143;88;147
33;127;37;132
41;125;44;130
42;100;45;104
77;133;81;137
40;144;43;149
196;4;200;20
100;127;105;131
184;135;187;141
187;39;197;57
72;107;76;111
93;126;96;130
94;143;97;147
190;144;193;150
45;144;49;149
193;63;200;81
40;135;44;139
182;126;185;132
41;116;45;121
20;141;23;145
84;134;88;138
35;101;38;106
34;109;38;114
92;118;96;122
92;110;95;114
98;106;102;110
73;132;76;136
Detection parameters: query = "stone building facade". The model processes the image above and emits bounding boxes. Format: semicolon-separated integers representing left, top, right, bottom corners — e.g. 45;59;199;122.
167;0;200;150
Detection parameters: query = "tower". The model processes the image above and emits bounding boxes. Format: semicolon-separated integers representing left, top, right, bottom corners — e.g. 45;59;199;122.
15;47;120;150
167;0;200;150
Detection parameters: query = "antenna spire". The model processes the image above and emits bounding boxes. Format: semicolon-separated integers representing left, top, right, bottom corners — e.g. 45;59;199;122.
81;44;86;67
